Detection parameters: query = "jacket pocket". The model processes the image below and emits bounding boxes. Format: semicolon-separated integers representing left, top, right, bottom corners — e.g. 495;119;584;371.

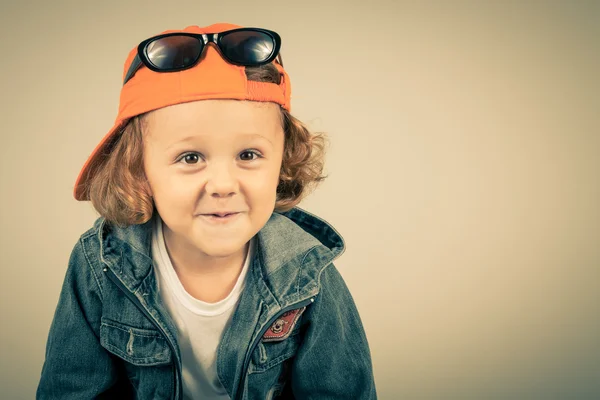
249;323;303;374
100;317;172;366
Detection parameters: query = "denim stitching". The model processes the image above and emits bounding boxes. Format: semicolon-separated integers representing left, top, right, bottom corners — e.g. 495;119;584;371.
81;236;104;299
297;245;319;295
101;321;163;338
102;343;169;364
250;348;298;373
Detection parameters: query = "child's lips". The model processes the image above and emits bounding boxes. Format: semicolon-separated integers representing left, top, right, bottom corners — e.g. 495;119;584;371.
202;210;240;217
200;212;241;224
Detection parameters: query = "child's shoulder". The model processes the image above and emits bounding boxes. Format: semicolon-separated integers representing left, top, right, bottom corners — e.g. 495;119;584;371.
66;215;153;298
71;216;107;257
70;215;138;273
259;207;346;292
80;215;106;238
77;215;153;250
272;206;346;258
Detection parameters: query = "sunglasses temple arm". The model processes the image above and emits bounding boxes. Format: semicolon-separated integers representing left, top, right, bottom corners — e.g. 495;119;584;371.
123;54;143;85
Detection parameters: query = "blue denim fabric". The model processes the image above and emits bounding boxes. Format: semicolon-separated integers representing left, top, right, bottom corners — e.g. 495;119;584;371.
37;206;377;399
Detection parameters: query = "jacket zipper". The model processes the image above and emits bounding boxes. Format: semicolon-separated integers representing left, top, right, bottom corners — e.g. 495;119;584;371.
103;267;182;400
235;296;317;400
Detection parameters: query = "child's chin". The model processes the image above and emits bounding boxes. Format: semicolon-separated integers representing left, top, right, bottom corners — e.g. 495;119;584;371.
195;239;249;258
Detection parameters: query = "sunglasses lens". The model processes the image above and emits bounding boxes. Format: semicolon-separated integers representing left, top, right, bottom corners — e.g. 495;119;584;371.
145;35;202;70
220;30;277;65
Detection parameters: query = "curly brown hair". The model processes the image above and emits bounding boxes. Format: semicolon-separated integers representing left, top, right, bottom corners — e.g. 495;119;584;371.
88;62;329;227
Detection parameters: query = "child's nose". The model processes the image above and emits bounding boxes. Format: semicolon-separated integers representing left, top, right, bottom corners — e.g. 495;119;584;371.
205;164;238;197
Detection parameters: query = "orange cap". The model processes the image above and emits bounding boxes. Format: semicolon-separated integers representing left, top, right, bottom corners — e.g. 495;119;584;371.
73;22;291;201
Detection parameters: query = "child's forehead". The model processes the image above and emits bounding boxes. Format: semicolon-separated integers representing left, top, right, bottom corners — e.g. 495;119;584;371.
146;100;280;125
162;131;275;149
142;100;282;145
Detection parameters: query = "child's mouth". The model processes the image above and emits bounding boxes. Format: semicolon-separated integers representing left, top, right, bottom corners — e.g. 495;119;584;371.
201;212;240;223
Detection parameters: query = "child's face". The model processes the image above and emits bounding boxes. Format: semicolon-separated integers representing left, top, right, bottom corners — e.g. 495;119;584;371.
143;99;284;261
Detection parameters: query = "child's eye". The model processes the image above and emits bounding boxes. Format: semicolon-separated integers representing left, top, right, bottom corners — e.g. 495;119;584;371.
176;150;262;165
177;152;202;165
240;150;263;161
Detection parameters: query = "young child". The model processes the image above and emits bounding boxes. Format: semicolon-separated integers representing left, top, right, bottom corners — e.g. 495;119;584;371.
37;22;376;400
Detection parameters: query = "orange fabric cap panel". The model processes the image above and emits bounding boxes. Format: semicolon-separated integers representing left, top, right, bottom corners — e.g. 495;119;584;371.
73;22;291;201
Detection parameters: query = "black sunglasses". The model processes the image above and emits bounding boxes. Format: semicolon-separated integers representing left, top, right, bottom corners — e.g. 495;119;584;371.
123;27;282;85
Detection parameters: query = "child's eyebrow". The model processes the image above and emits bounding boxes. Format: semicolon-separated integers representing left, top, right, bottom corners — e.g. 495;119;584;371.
165;133;273;150
240;133;274;145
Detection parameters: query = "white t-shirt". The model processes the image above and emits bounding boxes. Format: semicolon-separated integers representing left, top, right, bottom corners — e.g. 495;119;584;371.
151;214;254;400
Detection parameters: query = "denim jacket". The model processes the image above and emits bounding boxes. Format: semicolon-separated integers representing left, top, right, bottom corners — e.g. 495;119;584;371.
37;206;377;399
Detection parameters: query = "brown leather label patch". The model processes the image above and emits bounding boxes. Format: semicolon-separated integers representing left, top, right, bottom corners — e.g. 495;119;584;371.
262;306;307;342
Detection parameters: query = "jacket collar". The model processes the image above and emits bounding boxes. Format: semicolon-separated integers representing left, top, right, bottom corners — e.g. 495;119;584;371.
97;206;346;304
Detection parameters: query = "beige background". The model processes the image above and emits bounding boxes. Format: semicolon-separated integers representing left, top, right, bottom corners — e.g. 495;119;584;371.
1;0;599;398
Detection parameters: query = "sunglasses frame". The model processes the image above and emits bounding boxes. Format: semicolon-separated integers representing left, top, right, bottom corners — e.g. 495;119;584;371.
123;27;282;85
